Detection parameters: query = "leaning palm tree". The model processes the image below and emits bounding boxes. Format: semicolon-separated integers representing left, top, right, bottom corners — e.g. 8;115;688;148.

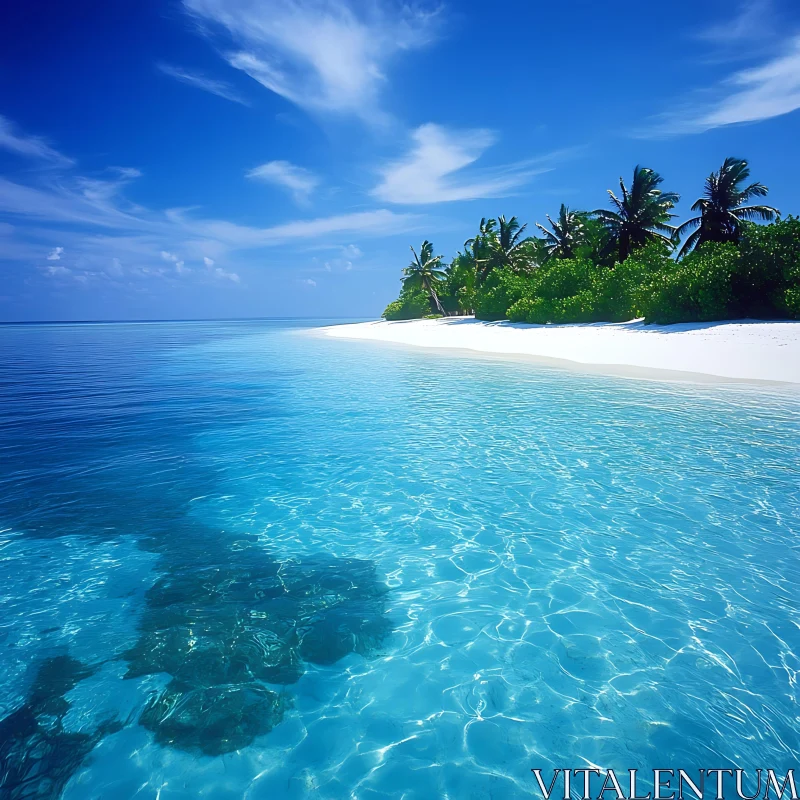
675;157;779;258
403;240;447;315
593;166;680;261
535;204;587;260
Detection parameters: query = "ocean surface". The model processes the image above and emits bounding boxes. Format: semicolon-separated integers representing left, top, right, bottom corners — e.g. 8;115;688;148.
0;319;798;800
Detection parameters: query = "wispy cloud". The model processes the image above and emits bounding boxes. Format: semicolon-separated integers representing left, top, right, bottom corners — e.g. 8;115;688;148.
0;115;74;166
649;34;800;135
696;0;777;47
113;167;143;179
341;243;361;258
170;208;418;246
157;63;250;105
160;250;191;274
181;0;440;122
45;264;72;277
201;255;239;282
0;153;419;290
246;160;319;204
372;123;546;204
212;266;239;282
259;209;416;242
0;170;148;229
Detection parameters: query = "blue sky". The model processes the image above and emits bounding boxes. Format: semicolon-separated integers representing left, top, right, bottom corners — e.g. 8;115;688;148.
1;0;799;321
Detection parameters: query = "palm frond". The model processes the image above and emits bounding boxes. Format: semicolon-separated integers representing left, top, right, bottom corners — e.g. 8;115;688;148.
677;227;703;259
675;216;701;236
734;204;779;222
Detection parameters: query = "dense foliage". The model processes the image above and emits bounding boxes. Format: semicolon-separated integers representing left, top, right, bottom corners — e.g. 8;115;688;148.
383;159;800;325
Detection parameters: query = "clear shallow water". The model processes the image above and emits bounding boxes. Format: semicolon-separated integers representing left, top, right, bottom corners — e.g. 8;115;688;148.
0;320;799;799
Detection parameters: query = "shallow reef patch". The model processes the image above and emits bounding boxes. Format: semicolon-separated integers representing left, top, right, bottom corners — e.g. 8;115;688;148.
125;536;392;756
0;656;121;800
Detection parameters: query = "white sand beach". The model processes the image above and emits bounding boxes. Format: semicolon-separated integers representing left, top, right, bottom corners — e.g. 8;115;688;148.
323;317;800;384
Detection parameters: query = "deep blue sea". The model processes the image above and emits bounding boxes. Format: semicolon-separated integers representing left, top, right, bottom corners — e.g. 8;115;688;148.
1;320;799;800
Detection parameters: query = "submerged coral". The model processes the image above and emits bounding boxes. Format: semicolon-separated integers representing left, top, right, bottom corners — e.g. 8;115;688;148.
0;656;121;800
139;681;285;757
125;538;391;755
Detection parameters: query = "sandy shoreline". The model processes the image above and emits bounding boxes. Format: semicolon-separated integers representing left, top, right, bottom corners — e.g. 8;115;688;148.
321;317;800;384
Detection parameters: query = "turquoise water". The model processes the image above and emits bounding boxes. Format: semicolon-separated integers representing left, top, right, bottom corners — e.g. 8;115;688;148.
1;320;799;799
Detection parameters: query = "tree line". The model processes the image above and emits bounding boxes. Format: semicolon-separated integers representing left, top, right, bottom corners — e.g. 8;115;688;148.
385;158;800;325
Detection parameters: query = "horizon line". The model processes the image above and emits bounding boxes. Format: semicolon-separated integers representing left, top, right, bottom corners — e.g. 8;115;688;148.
0;315;374;326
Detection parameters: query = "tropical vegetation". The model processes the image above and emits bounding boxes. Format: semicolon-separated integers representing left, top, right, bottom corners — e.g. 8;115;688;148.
675;157;779;257
383;158;800;325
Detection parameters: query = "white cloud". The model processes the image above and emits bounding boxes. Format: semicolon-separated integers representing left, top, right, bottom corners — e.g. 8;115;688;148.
254;209;415;243
698;0;776;45
301;278;316;287
168;207;418;247
246;160;319;203
0;171;417;250
0;115;74;166
2;170;418;259
372;123;542;204
160;249;192;274
181;0;439;121
650;34;800;135
157;63;250;105
113;167;143;179
201;254;237;282
320;254;354;273
46;246;64;261
213;266;240;283
341;243;361;258
0;154;418;293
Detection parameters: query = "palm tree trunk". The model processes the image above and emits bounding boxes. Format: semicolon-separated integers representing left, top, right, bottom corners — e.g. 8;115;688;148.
431;289;446;316
423;278;446;316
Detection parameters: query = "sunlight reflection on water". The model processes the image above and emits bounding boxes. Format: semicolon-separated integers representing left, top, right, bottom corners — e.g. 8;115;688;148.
0;320;798;799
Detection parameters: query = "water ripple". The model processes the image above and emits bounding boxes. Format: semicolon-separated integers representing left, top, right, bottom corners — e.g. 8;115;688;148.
0;320;798;798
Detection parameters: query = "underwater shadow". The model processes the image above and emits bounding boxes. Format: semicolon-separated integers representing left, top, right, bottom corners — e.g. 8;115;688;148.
0;656;122;800
125;527;392;756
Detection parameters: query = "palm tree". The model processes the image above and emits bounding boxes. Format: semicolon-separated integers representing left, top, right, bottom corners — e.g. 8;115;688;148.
463;217;495;279
466;216;532;281
495;215;532;271
675;157;779;258
535;204;587;260
593;166;680;261
403;240;447;315
465;217;497;252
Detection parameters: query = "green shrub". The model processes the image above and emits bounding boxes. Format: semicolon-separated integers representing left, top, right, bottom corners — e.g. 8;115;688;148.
474;268;527;320
440;253;477;315
383;287;430;320
506;296;535;322
508;291;598;324
736;216;800;318
504;256;653;324
383;218;800;326
777;287;800;318
639;242;738;324
615;246;673;315
534;258;593;300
